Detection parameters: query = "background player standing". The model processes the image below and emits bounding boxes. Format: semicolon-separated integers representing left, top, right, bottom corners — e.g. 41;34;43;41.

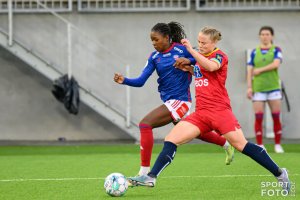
247;26;284;153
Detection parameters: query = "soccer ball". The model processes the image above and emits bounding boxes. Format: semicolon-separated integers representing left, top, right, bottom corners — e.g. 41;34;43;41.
104;173;128;197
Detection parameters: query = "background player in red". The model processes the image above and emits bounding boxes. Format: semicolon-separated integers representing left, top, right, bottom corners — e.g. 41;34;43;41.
128;26;290;193
247;26;284;153
114;22;234;177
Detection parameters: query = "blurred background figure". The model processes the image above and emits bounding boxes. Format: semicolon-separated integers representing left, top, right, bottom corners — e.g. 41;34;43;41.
246;26;284;153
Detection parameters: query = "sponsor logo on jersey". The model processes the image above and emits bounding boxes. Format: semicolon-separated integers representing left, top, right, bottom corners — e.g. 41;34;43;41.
173;55;179;59
174;47;183;53
195;79;209;87
194;65;203;78
163;53;171;57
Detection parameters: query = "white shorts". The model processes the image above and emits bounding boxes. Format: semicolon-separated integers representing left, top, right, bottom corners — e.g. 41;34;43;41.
252;90;282;101
164;99;192;122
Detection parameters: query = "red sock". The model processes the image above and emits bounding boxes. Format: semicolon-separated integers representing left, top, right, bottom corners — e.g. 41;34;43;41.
197;131;226;147
139;123;153;167
272;112;282;144
255;112;264;145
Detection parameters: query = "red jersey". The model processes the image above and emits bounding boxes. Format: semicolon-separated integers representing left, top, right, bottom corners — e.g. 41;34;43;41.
194;48;231;111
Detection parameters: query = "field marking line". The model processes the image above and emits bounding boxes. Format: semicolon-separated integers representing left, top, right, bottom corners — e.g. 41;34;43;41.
0;174;299;182
0;177;100;182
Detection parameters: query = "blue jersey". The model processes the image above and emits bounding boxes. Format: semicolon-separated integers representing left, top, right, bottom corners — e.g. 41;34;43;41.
123;43;195;102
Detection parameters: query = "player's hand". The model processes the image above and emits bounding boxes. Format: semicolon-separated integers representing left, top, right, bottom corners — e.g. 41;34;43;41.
247;88;253;100
181;65;194;74
174;57;191;68
114;73;124;84
181;39;193;51
253;68;262;76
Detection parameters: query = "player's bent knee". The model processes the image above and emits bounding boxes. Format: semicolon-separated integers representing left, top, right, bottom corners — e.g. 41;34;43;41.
139;119;153;127
165;121;199;146
164;136;179;146
230;141;247;152
233;144;244;152
165;136;190;146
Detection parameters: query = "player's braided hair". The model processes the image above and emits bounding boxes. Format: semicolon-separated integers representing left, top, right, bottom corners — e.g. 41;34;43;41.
151;22;186;43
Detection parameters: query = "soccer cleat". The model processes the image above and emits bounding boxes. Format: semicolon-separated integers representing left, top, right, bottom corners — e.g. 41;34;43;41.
127;166;150;187
127;175;156;187
225;144;235;165
127;179;133;187
274;144;284;153
276;168;290;193
127;174;147;188
138;166;150;176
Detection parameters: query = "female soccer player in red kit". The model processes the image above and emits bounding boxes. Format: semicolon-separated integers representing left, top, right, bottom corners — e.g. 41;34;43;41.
128;26;290;193
114;22;234;177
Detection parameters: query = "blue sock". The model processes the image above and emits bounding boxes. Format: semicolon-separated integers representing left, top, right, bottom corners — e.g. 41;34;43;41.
148;141;177;178
242;142;281;177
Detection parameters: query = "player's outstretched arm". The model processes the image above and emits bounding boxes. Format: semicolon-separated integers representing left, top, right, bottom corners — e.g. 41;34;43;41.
114;68;153;87
114;73;125;84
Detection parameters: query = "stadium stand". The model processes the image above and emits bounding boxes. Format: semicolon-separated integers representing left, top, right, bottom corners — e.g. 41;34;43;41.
0;0;299;12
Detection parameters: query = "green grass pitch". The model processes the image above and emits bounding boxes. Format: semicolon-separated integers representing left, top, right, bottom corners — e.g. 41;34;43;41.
0;144;299;199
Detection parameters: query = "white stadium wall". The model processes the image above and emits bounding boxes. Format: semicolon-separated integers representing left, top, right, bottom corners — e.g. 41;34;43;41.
0;10;299;141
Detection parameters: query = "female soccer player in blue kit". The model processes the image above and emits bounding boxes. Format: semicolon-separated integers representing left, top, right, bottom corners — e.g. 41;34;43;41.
128;26;290;193
114;22;234;177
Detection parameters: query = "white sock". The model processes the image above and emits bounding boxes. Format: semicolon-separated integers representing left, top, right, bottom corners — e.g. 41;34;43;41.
223;140;230;150
139;166;150;176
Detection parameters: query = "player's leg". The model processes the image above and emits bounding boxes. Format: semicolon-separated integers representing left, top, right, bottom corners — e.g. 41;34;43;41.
253;100;265;148
128;120;201;187
213;108;290;192
169;99;234;165
169;101;230;152
223;129;290;192
170;101;234;165
138;104;173;175
267;93;284;153
197;132;234;165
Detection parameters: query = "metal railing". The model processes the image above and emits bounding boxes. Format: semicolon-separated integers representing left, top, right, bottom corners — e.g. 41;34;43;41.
196;0;300;11
0;0;140;139
78;0;191;12
0;0;73;13
1;0;299;13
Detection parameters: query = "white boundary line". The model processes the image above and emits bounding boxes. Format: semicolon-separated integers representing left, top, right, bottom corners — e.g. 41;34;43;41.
0;174;299;182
